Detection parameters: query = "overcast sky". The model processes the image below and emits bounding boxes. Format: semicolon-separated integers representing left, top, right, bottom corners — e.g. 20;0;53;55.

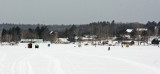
0;0;160;24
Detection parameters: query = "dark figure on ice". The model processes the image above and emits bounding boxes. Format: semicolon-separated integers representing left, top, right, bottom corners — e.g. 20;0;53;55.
108;47;110;51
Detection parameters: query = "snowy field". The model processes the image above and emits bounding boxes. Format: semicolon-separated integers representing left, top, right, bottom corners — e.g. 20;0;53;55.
0;43;160;74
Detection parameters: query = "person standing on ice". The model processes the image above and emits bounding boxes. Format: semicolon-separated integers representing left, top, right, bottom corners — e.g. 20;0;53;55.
108;47;110;51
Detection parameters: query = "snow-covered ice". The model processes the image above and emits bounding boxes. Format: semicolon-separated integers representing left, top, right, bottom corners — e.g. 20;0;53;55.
0;43;160;74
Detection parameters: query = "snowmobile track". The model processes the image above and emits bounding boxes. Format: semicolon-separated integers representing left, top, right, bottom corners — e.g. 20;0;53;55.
10;50;65;74
67;51;160;74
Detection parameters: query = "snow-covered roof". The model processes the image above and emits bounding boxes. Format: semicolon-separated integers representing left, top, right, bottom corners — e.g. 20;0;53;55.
123;40;133;42
20;39;43;43
136;28;148;31
59;38;70;42
124;35;131;38
84;35;89;37
82;37;93;40
75;36;94;40
75;36;78;40
126;29;133;33
90;35;97;38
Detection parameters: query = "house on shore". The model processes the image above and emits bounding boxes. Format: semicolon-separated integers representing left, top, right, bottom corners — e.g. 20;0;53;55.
75;35;97;42
20;39;43;43
54;38;70;44
136;28;148;39
125;29;133;39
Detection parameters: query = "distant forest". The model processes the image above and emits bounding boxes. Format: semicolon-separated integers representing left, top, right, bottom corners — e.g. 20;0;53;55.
0;23;72;32
1;20;160;42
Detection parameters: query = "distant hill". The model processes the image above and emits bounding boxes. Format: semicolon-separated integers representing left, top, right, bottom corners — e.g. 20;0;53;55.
0;24;72;31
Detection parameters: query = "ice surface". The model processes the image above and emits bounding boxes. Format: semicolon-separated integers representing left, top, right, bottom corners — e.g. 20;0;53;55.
0;43;160;74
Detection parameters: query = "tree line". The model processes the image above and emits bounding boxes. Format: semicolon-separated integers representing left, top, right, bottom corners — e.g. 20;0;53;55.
1;20;160;42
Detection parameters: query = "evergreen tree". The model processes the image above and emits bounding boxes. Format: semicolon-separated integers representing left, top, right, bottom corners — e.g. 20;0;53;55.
35;26;41;38
130;29;136;39
141;31;149;43
1;28;7;37
40;26;50;40
67;25;77;42
158;22;160;25
1;28;7;42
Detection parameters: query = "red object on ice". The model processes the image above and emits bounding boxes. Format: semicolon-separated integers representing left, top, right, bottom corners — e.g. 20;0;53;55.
28;43;32;48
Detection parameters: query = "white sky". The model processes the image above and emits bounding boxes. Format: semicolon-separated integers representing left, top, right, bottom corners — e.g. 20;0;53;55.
0;0;160;24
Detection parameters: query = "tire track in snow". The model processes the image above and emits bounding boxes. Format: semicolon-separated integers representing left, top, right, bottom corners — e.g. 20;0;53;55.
13;59;34;74
10;50;65;74
63;56;78;74
67;51;160;74
10;49;45;74
10;50;38;74
42;54;65;74
0;53;7;74
26;61;34;74
53;49;78;74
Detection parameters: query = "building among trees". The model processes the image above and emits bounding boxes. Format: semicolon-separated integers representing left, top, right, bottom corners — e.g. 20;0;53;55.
1;21;160;45
20;39;43;43
54;38;70;44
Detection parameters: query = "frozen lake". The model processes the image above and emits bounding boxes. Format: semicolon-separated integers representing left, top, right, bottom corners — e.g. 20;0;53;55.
0;43;160;74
